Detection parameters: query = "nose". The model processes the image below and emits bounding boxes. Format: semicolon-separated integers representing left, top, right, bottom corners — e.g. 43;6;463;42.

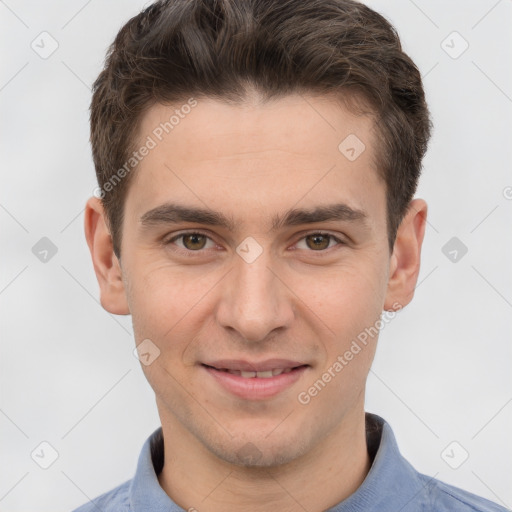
215;244;295;344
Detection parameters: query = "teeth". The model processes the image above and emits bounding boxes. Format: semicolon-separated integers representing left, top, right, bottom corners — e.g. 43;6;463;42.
214;368;302;379
222;368;296;378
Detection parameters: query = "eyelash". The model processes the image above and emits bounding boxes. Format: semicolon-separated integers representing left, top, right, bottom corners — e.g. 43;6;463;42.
164;230;346;258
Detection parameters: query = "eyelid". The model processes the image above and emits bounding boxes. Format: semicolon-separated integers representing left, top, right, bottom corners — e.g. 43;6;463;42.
164;229;347;255
164;229;215;240
291;230;347;254
164;229;219;253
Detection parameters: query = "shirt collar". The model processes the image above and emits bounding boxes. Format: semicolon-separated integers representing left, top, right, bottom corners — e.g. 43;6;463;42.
130;413;427;511
327;413;427;511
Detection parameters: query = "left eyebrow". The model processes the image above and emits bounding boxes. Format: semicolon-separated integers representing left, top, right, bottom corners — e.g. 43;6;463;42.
269;203;369;232
139;201;369;233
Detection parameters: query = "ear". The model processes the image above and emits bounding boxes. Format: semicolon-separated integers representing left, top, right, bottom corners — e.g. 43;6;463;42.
384;198;428;311
84;197;130;315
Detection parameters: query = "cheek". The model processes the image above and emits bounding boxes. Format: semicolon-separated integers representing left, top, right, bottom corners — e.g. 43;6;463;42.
127;263;220;353
298;259;387;337
126;245;388;357
302;267;385;392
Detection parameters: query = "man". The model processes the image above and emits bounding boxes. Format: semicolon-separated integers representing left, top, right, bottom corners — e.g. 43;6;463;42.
75;0;506;510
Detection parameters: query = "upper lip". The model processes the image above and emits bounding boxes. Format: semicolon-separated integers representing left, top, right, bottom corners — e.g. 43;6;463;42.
202;359;308;372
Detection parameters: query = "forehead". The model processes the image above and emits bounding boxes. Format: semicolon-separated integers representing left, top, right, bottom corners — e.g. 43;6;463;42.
124;94;384;232
137;93;376;164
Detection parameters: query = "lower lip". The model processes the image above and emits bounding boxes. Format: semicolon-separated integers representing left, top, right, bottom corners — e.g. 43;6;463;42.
202;365;309;400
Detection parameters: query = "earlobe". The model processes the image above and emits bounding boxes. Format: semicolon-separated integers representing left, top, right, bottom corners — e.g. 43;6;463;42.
84;197;130;315
383;198;428;311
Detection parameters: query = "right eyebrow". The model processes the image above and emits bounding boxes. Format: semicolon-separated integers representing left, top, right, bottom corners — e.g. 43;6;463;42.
140;203;237;231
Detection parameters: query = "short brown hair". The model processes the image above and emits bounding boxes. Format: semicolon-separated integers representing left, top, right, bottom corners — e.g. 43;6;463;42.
90;0;432;257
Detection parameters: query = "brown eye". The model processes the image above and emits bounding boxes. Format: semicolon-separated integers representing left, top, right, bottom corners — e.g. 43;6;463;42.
294;232;345;253
181;233;208;250
305;234;331;250
165;231;217;256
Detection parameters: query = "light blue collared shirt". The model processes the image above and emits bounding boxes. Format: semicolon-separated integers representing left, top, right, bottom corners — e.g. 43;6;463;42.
73;413;507;511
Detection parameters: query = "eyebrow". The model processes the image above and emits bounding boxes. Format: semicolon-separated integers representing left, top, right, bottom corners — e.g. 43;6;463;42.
139;202;369;232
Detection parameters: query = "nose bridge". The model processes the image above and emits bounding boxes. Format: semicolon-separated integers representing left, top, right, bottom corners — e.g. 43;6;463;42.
216;239;293;343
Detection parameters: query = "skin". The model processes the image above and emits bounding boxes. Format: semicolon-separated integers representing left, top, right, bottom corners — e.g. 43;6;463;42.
85;92;427;512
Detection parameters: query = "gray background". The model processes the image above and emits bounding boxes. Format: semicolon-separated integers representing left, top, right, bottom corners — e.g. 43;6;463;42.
1;0;511;510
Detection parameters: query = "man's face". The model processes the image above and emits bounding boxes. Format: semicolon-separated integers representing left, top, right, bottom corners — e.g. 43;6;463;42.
117;94;394;466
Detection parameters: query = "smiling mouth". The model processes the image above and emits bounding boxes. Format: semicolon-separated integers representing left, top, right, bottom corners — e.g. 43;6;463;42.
202;364;309;379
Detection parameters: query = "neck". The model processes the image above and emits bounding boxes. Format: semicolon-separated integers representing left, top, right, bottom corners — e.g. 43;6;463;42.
157;408;371;512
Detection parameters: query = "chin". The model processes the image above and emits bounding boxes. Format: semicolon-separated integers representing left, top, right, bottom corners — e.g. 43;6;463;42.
207;431;310;469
